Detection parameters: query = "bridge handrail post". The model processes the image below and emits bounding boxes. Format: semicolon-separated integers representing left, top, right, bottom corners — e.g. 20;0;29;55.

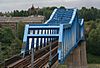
49;42;52;68
31;46;34;68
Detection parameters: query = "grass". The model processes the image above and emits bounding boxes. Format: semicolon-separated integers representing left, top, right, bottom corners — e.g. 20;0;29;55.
88;64;100;68
58;64;100;68
58;65;67;68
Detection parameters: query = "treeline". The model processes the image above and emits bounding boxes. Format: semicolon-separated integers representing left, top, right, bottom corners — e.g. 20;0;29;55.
1;6;57;20
79;7;100;21
0;6;100;21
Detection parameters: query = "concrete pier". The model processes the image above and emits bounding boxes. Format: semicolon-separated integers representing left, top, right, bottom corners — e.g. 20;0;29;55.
80;41;88;68
66;41;87;68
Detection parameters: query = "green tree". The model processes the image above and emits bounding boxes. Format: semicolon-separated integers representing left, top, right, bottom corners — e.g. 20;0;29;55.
0;27;15;61
87;23;100;56
79;7;100;21
0;12;3;16
17;21;25;41
0;27;15;43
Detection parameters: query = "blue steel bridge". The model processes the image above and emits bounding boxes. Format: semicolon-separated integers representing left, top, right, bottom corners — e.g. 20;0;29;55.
4;8;87;68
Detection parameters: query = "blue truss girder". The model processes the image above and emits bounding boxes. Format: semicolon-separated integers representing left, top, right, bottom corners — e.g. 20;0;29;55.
21;8;85;64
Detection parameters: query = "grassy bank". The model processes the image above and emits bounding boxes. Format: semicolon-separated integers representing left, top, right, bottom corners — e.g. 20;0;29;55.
88;64;100;68
87;53;100;64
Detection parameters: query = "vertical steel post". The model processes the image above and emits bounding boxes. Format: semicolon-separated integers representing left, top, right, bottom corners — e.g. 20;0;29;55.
31;38;34;68
36;30;39;50
31;47;34;68
44;30;46;47
49;42;52;68
59;24;63;63
40;30;43;48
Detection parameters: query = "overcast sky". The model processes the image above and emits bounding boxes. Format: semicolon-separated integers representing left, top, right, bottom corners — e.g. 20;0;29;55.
0;0;100;12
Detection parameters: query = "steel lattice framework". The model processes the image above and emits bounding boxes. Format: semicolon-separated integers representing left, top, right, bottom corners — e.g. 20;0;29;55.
21;8;84;64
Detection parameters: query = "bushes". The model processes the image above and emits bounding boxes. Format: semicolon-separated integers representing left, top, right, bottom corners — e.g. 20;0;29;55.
87;53;100;64
86;20;100;56
0;27;21;62
85;19;100;63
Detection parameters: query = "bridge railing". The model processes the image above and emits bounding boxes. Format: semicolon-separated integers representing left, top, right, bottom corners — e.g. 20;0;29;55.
21;24;60;54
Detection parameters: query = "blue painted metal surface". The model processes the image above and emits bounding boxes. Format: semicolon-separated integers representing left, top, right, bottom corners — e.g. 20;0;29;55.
21;8;85;64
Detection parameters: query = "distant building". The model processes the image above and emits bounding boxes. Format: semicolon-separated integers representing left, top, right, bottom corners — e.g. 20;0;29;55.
0;16;45;30
28;5;40;16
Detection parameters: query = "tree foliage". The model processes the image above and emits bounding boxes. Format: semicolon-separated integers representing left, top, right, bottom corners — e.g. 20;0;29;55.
0;27;15;43
17;21;25;41
84;19;100;64
0;27;21;62
79;7;100;21
87;22;100;56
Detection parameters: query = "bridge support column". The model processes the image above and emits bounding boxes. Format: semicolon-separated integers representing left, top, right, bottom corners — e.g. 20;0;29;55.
66;41;87;68
72;45;81;68
80;41;87;68
66;53;73;68
67;46;81;68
